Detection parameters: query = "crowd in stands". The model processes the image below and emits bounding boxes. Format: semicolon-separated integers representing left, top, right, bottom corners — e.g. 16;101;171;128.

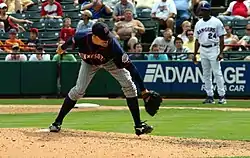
0;0;249;62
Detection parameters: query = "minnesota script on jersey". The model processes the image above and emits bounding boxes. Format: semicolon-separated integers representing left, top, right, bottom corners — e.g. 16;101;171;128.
61;32;130;68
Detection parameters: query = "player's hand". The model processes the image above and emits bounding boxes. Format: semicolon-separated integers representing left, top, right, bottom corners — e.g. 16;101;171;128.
56;44;65;55
217;53;223;61
193;54;198;65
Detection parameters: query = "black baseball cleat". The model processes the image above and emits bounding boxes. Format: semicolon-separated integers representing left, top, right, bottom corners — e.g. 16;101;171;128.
202;96;215;104
134;121;153;136
218;96;227;104
49;122;61;132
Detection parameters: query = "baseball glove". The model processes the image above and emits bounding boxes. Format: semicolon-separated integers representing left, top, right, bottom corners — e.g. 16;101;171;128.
142;90;162;116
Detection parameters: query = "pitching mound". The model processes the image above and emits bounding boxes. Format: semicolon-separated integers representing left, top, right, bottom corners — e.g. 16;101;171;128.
1;128;250;158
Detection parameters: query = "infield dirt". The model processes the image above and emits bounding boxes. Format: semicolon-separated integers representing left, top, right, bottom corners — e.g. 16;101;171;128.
1;105;250;158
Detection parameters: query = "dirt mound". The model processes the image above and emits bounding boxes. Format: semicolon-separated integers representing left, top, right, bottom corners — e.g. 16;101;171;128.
1;105;250;114
1;128;250;158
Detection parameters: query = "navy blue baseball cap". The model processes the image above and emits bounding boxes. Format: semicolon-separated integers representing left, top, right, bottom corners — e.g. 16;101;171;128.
92;22;114;41
200;1;211;10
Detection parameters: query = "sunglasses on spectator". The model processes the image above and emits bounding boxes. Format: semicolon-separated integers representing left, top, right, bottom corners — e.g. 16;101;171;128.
246;28;250;31
187;33;193;36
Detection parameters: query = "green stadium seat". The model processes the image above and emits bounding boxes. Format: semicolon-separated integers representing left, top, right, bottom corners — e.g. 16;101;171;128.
46;22;63;31
0;33;9;41
141;20;159;43
62;4;79;12
64;11;80;19
18;32;30;41
23;22;46;32
40;32;59;41
233;29;245;38
105;20;114;30
25;12;41;22
26;4;40;12
71;21;78;28
233;19;249;29
225;51;247;60
0;53;7;60
10;13;25;19
221;19;233;26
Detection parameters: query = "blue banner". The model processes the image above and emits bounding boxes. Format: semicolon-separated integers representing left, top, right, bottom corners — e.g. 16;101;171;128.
133;61;250;97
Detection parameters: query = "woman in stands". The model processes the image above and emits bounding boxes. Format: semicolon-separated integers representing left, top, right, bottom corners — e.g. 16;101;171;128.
0;3;32;33
223;25;239;52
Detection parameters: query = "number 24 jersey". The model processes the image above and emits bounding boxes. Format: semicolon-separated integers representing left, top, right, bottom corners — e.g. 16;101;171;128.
194;16;226;45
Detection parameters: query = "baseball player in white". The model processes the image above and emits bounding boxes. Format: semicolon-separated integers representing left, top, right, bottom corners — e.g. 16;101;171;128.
193;1;227;104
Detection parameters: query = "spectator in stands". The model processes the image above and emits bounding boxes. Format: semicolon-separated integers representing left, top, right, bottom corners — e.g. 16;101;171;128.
183;29;195;51
173;0;191;34
59;18;75;44
151;0;177;31
223;25;239;51
5;0;34;13
4;29;27;53
52;52;77;62
129;42;147;60
29;45;51;61
172;37;190;60
244;56;250;60
217;0;250;21
0;40;4;52
113;9;144;51
76;10;96;33
0;3;33;33
150;28;175;53
148;43;169;60
81;0;112;19
113;0;136;22
5;44;27;61
40;0;63;23
26;28;41;52
177;21;191;43
236;24;250;50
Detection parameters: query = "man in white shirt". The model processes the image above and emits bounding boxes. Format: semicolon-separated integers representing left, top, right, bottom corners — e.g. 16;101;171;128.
151;0;177;31
29;45;51;61
5;44;27;61
150;28;175;53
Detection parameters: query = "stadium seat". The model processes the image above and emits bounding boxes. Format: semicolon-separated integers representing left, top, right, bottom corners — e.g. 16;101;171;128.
141;20;159;43
60;0;74;5
0;33;10;41
24;22;46;32
137;10;151;21
62;4;79;12
71;21;79;28
221;19;233;26
233;29;245;38
233;19;249;29
225;51;247;60
25;12;41;22
10;13;25;19
26;4;40;12
64;12;80;19
0;53;6;60
18;32;30;41
104;20;114;30
46;22;63;31
40;32;59;41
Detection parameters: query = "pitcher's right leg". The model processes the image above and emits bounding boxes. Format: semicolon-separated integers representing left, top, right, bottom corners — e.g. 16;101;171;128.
49;61;99;132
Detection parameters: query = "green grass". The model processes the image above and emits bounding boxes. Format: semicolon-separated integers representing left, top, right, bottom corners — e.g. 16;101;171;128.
1;109;250;140
0;98;249;108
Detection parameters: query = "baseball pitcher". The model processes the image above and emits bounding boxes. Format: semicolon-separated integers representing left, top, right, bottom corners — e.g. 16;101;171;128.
49;22;162;136
193;1;227;104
